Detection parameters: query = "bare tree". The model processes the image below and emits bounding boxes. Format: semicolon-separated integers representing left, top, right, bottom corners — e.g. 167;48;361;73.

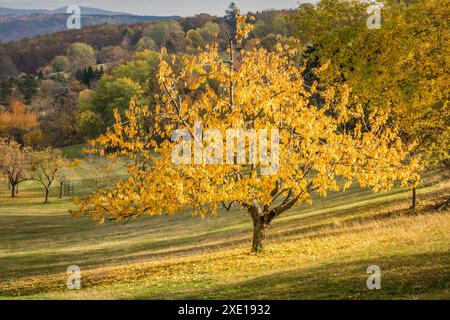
82;151;120;190
30;148;66;203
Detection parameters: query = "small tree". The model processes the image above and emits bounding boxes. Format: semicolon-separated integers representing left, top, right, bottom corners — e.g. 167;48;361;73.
186;30;204;50
198;22;220;43
55;161;73;198
72;14;419;252
66;42;96;71
0;138;32;197
52;55;70;72
30;148;66;203
136;37;158;52
225;2;239;35
82;148;120;190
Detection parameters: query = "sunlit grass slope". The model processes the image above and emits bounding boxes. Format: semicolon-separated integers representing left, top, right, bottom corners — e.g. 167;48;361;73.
0;144;448;299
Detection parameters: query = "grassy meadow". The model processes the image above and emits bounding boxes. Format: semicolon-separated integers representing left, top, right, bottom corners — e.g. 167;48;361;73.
0;145;449;299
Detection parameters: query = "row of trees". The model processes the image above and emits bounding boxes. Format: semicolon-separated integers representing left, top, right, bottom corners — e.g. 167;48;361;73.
0;138;68;203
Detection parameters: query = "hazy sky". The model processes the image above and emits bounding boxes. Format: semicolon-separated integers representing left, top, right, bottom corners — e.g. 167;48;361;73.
0;0;314;16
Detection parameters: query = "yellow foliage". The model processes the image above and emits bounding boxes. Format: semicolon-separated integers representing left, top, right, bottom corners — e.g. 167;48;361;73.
71;13;420;249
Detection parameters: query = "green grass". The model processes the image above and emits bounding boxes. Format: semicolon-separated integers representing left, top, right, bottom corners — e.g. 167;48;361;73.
60;144;86;160
0;162;449;299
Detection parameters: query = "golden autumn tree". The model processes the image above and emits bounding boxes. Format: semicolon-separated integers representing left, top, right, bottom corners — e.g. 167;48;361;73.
72;14;419;252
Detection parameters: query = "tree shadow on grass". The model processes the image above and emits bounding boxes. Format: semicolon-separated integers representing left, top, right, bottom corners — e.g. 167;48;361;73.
1;199;447;283
170;251;450;300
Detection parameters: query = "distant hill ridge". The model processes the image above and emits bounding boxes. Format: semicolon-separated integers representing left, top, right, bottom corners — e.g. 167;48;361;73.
0;6;133;16
0;7;179;42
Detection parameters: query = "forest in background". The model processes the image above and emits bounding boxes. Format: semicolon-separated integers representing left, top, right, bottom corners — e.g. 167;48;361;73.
0;3;294;147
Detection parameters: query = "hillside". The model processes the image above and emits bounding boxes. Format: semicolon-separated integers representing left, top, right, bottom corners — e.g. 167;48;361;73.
0;12;178;42
0;21;158;74
0;147;448;299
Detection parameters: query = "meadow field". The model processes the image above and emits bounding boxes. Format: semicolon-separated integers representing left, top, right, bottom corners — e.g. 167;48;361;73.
0;145;448;300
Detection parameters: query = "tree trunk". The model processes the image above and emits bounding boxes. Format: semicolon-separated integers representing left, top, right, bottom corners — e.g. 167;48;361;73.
59;182;64;198
44;188;49;204
10;184;16;198
252;216;269;253
411;187;416;209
